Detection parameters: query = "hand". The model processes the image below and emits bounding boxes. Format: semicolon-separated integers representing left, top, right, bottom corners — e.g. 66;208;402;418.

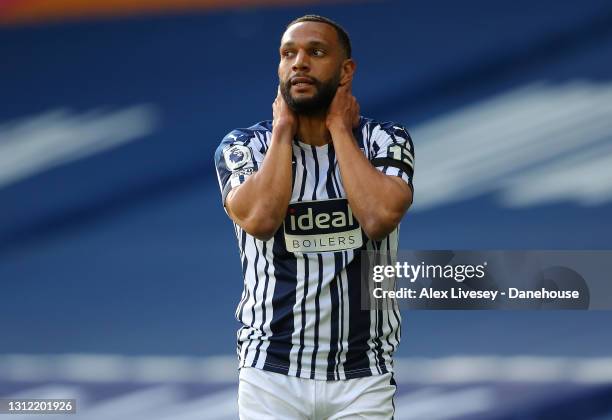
326;80;360;132
273;86;298;136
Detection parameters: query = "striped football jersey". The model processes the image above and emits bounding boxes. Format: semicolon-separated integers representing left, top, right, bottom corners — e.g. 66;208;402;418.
214;117;414;380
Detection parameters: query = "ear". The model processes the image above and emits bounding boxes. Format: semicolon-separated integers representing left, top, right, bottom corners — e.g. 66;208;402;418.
339;59;356;86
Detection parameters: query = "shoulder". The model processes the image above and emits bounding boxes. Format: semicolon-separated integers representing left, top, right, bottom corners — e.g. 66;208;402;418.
214;120;273;159
359;117;412;143
358;117;414;159
216;120;273;150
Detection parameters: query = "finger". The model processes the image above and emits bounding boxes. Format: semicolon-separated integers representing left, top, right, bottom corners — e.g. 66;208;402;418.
335;83;350;98
340;78;352;92
339;74;352;85
345;80;354;95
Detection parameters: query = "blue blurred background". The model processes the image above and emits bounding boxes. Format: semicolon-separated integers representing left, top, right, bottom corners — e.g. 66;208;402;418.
1;0;612;418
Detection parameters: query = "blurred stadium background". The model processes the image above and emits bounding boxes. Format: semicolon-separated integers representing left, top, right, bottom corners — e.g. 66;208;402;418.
1;0;612;418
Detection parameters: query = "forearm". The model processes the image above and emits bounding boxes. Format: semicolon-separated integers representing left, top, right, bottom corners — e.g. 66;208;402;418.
227;125;294;239
330;125;412;240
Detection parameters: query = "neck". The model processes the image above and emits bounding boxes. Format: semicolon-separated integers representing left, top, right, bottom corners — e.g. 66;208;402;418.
296;113;331;147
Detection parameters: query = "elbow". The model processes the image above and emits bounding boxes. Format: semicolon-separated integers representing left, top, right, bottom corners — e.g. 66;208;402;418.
249;227;277;242
247;206;285;240
360;209;405;241
240;215;282;241
357;181;413;240
227;197;284;241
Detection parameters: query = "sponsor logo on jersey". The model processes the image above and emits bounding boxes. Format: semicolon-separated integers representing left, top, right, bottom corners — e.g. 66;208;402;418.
223;144;251;170
283;198;363;253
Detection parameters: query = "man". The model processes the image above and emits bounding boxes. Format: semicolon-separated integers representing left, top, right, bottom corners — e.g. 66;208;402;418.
214;15;414;419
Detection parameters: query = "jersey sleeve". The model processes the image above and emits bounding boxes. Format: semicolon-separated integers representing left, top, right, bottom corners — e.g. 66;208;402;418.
214;130;266;205
368;122;415;193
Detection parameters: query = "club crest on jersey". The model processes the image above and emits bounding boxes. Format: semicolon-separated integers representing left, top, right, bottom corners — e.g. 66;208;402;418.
284;198;363;253
223;145;252;170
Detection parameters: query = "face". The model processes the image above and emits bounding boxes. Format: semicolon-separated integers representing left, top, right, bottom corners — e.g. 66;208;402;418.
278;21;349;115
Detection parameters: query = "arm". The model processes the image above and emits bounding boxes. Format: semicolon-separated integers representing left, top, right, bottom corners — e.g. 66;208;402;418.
225;90;296;240
327;83;413;240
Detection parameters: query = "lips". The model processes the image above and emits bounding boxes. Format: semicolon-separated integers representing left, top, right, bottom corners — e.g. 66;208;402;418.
291;76;315;85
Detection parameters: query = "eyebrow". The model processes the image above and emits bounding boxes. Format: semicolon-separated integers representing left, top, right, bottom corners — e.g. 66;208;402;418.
280;40;329;49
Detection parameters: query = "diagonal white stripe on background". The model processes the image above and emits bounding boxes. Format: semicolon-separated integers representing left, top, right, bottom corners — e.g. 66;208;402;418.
0;105;158;190
501;138;612;206
411;80;612;210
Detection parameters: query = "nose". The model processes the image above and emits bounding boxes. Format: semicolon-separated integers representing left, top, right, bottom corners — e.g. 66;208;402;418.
292;49;310;72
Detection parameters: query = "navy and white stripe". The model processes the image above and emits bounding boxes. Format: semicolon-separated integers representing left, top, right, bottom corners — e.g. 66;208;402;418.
214;117;414;380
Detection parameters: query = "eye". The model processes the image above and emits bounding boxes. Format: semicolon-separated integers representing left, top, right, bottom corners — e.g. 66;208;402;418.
312;49;325;56
281;50;295;58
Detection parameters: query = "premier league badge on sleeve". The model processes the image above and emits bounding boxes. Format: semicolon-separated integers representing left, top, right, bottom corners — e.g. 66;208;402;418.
223;145;252;170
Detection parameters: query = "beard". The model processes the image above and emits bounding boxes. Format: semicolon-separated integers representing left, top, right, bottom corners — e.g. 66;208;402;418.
280;72;341;116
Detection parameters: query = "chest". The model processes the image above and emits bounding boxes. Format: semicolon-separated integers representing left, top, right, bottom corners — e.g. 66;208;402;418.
285;145;364;253
290;145;345;202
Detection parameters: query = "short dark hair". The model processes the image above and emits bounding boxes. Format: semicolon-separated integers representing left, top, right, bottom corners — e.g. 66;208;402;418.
286;15;352;59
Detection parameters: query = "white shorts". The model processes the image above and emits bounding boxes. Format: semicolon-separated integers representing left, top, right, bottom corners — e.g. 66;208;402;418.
238;367;396;419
